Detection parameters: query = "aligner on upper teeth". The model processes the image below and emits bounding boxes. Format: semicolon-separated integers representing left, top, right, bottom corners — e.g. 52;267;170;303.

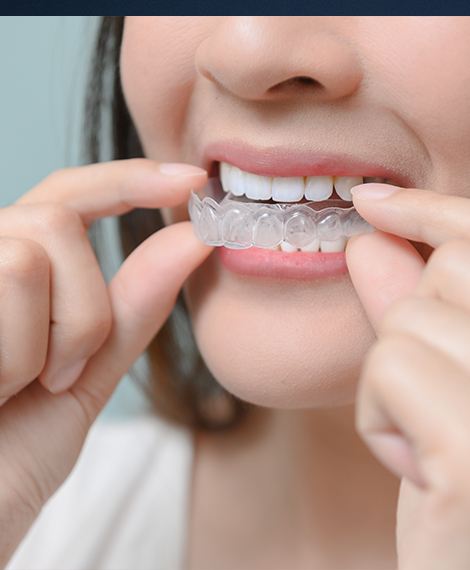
188;178;375;253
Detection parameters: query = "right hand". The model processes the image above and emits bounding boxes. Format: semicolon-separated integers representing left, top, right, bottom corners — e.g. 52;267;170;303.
0;159;211;562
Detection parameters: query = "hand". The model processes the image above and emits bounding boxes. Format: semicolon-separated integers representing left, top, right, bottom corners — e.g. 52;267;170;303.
0;159;211;565
346;183;470;570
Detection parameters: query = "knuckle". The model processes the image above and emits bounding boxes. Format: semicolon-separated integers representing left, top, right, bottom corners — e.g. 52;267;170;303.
89;310;113;345
41;167;72;188
72;309;112;351
358;335;407;401
379;296;430;335
33;203;83;237
363;336;400;380
0;237;49;281
427;239;470;274
426;455;470;518
0;352;46;393
380;297;415;332
356;336;408;436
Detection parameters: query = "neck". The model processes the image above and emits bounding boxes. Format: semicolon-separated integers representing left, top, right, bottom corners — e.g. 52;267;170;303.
189;403;400;569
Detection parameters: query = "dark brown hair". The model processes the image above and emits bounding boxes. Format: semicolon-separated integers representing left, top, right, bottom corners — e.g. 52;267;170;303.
84;16;249;431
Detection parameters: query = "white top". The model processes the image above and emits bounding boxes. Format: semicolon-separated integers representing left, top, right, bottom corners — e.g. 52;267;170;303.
5;410;194;570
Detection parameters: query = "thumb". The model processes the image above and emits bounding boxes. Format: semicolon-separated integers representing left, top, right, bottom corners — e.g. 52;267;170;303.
345;231;425;331
72;221;212;419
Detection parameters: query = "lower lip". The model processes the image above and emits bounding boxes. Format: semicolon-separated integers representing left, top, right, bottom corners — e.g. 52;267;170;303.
218;247;348;280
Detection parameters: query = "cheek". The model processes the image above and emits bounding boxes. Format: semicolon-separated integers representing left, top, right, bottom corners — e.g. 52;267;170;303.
361;18;470;175
120;18;207;227
185;255;376;408
120;17;198;162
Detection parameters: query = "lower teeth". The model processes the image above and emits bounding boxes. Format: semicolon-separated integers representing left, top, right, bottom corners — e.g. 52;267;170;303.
272;237;347;253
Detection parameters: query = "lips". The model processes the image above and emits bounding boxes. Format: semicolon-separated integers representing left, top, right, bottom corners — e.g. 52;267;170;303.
217;247;348;280
193;139;410;280
200;139;411;187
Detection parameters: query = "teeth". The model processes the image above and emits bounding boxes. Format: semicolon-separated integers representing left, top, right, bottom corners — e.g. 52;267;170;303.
280;240;298;252
245;171;272;200
304;176;333;201
333;176;363;201
319;237;347;253
232;166;248;197
271;177;304;202
300;238;320;252
219;162;371;203
220;161;232;193
276;237;347;253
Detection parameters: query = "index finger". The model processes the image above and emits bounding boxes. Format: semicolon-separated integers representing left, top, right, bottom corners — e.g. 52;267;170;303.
350;183;470;248
16;159;208;226
346;230;425;331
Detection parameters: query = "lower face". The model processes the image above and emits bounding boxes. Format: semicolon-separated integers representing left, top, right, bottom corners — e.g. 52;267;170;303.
185;248;375;407
120;16;470;408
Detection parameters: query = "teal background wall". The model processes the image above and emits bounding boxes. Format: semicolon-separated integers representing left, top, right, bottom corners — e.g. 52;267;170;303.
0;17;99;206
0;17;149;419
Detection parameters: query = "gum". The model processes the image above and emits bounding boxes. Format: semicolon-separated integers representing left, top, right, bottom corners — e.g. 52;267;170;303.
188;178;374;250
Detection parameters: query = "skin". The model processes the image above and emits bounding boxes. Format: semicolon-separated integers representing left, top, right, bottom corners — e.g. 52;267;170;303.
0;161;211;566
119;16;470;569
1;15;470;570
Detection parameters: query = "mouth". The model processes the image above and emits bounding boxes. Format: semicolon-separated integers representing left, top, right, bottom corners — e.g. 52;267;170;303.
198;160;394;254
193;141;407;279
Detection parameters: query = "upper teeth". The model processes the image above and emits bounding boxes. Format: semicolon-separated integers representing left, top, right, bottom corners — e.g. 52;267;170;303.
219;161;364;202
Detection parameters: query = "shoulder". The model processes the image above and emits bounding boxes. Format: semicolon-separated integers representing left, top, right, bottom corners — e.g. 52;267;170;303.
6;412;194;570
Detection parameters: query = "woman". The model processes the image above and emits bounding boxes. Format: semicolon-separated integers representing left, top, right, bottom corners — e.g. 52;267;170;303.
3;16;470;569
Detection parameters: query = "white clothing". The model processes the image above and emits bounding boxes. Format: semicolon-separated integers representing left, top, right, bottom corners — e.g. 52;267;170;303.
5;411;193;570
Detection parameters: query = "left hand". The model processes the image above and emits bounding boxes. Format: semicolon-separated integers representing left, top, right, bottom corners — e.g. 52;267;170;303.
345;183;470;570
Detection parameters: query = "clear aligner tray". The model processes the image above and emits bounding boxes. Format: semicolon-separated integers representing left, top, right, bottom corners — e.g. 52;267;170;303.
188;177;374;250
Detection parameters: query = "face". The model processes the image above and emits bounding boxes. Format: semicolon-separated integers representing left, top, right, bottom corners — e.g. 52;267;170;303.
120;16;470;408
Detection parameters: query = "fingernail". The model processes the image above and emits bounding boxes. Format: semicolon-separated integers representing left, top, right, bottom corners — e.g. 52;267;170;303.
46;358;87;394
350;183;400;200
159;163;207;177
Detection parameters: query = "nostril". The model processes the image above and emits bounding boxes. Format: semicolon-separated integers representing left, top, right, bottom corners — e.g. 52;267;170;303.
294;76;318;86
268;75;323;94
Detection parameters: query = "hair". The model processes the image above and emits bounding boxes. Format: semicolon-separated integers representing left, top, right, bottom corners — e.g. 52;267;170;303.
84;16;250;431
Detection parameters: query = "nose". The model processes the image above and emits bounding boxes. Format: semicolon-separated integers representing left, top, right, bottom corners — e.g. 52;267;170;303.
195;17;362;102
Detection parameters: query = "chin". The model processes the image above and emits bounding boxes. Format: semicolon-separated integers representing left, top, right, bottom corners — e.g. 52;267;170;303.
184;251;376;409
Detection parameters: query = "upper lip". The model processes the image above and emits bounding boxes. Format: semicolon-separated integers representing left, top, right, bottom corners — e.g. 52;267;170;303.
200;140;412;187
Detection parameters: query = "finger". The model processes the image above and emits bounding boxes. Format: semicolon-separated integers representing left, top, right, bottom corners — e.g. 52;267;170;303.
16;159;208;227
415;239;470;312
70;222;213;420
379;295;470;374
0;204;112;392
0;238;50;400
345;230;425;330
356;332;470;492
350;183;470;248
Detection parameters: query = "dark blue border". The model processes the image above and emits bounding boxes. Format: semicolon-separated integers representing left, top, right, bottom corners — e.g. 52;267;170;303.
4;4;470;15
